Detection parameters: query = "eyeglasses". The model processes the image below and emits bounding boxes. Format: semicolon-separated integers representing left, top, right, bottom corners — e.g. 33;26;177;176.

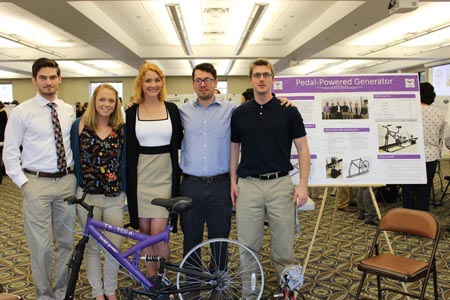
193;77;214;84
251;72;273;79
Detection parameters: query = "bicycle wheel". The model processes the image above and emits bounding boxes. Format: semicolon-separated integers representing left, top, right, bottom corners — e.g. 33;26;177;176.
398;132;410;145
177;238;264;300
361;160;369;173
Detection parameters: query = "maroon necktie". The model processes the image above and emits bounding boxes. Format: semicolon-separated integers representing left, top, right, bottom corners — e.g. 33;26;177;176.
47;102;67;171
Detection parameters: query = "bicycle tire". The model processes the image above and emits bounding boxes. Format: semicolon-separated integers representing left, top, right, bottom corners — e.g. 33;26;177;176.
361;160;369;173
176;238;264;300
399;132;410;144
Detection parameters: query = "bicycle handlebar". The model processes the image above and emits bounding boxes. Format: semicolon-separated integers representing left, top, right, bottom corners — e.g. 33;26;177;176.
64;193;91;213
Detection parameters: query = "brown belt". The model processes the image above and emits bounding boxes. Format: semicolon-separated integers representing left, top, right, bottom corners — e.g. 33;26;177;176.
24;167;74;178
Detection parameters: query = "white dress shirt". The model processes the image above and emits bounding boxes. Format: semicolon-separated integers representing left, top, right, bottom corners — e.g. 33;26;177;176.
3;93;75;188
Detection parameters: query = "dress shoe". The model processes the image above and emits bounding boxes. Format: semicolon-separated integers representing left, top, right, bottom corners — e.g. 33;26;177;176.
338;207;357;212
365;219;380;226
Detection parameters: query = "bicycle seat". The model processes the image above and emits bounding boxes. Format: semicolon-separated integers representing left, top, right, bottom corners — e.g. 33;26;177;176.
151;197;193;213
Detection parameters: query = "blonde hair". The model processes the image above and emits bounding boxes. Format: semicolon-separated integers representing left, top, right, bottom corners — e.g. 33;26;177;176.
82;83;124;130
133;63;167;104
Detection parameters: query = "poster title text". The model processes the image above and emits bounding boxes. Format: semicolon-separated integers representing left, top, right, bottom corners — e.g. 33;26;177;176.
295;78;394;87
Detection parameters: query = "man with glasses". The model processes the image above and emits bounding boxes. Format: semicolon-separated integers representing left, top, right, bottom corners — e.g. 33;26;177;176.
179;63;234;270
230;58;310;282
179;63;293;279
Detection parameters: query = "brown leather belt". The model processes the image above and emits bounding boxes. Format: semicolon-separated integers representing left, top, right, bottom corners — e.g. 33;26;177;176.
183;173;229;183
24;167;74;178
250;171;288;180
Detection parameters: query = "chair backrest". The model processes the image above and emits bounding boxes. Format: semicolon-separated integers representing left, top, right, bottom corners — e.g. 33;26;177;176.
379;208;439;240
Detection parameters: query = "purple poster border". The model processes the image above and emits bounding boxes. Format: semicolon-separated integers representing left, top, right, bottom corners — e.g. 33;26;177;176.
274;74;419;93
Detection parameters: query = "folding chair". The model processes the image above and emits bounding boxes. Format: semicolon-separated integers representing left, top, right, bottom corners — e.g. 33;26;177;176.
355;208;440;300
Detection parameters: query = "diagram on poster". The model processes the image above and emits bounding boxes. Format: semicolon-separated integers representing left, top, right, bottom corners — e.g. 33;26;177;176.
276;74;426;185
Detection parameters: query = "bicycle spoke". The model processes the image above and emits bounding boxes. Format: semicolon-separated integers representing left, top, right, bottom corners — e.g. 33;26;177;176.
177;238;264;300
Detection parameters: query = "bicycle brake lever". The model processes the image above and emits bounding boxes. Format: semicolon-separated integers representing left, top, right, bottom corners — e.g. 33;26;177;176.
64;193;87;205
64;195;78;205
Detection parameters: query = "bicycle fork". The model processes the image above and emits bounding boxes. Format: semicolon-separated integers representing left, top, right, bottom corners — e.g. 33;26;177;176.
64;235;89;300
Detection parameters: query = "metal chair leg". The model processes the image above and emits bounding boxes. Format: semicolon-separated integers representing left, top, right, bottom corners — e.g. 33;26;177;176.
436;177;450;206
354;272;367;300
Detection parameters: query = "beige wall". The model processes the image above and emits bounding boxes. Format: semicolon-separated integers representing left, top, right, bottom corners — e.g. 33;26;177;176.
1;67;427;105
1;75;251;105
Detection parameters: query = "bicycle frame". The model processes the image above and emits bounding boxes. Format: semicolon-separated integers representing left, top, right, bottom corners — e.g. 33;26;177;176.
64;195;214;300
347;158;369;178
86;216;170;286
384;125;400;140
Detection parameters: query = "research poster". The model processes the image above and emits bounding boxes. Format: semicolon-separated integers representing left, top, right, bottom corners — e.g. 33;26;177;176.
274;74;426;185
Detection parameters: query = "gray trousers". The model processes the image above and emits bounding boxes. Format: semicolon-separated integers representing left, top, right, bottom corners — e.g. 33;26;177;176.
76;188;125;298
22;173;76;300
236;176;295;271
357;187;378;221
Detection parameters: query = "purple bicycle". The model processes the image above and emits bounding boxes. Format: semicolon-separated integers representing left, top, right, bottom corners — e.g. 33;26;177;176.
63;193;264;300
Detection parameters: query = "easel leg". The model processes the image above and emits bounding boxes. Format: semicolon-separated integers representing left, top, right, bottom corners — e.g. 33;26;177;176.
302;187;328;275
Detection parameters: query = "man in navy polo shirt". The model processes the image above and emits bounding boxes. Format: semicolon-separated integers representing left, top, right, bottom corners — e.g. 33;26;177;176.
230;58;310;290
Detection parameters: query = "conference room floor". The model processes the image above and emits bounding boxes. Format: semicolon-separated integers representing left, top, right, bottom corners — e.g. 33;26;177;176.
1;160;450;299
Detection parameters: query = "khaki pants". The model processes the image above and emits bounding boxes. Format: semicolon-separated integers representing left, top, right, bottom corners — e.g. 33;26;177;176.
336;187;353;209
76;188;125;298
22;173;76;300
236;175;295;272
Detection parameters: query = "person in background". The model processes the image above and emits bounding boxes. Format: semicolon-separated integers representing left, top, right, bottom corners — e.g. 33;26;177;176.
82;102;88;115
349;101;354;119
322;101;331;119
342;101;349;119
336;187;357;212
241;88;253;104
402;82;445;211
75;101;83;118
71;84;126;300
354;102;359;118
357;187;379;226
230;58;310;297
125;63;182;279
3;57;76;300
360;101;369;119
330;102;337;119
0;101;7;184
335;101;342;119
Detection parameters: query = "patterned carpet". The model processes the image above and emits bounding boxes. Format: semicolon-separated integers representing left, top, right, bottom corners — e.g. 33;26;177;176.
1;162;450;300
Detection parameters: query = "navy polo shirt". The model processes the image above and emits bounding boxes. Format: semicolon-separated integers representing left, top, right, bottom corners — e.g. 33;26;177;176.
230;97;307;178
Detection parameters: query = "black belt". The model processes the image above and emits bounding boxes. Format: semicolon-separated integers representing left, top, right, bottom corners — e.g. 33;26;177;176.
24;167;74;178
250;171;288;180
139;145;170;154
183;173;229;183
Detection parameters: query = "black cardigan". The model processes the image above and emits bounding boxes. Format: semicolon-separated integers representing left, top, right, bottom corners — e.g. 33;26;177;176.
125;102;182;230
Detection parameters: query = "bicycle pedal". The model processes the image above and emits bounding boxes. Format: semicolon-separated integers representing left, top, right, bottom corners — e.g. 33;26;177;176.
161;274;172;287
